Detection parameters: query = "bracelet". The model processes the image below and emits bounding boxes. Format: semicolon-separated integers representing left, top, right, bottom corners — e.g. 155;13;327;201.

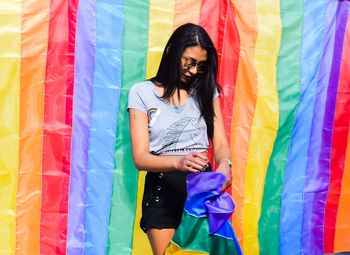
219;158;232;168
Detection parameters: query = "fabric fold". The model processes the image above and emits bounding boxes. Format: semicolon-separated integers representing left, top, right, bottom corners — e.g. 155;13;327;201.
167;172;242;255
185;172;235;234
205;193;235;234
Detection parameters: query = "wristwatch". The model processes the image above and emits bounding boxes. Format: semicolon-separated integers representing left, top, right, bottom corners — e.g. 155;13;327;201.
220;158;232;168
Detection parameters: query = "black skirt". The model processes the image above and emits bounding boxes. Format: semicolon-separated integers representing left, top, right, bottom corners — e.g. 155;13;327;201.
140;164;212;233
140;171;187;232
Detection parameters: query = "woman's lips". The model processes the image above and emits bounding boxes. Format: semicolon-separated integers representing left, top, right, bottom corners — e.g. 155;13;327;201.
182;74;192;82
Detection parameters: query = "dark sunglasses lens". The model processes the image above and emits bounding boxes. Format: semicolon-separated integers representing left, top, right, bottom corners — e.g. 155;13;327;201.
183;58;209;74
197;63;209;73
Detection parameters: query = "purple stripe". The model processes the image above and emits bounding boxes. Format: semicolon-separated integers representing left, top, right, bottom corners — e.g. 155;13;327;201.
67;1;96;254
302;1;348;254
319;0;350;250
301;1;337;254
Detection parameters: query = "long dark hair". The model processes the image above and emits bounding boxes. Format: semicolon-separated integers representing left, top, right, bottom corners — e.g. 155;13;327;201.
150;23;220;139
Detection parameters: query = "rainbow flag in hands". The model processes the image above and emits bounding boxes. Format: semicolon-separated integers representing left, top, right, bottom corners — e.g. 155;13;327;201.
166;172;242;255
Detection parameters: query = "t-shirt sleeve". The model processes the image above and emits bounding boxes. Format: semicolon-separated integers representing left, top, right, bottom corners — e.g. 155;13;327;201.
127;84;147;114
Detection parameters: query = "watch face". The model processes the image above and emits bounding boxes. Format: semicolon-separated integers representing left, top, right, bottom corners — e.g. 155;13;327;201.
221;159;232;168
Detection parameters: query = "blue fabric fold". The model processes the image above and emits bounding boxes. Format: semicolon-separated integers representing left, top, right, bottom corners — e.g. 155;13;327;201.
185;172;235;234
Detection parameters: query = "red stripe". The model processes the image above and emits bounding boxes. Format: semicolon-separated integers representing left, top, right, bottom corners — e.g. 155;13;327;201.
324;15;350;253
217;1;240;147
199;1;240;191
40;1;78;254
217;1;240;196
217;0;228;66
199;0;221;166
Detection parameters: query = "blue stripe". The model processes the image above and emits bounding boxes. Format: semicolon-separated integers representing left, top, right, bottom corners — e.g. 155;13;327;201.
279;1;327;254
83;0;124;254
106;0;150;253
301;1;339;254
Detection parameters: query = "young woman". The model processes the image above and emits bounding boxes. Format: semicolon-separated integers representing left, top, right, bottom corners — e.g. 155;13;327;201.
128;23;232;255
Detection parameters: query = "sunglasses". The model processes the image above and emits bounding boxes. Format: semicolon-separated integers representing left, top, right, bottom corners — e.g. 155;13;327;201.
182;57;209;74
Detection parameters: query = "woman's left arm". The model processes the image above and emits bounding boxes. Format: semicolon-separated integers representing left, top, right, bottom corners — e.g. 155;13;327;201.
212;97;232;190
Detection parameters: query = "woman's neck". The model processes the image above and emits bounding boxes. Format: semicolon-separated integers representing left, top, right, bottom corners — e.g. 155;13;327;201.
154;83;189;106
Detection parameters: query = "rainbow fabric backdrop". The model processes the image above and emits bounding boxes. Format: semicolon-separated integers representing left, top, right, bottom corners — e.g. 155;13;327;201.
0;0;349;254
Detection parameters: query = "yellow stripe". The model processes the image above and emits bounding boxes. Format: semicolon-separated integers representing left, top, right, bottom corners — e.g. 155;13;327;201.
0;1;21;254
145;0;175;79
165;242;208;255
132;172;150;255
132;1;175;255
242;0;281;254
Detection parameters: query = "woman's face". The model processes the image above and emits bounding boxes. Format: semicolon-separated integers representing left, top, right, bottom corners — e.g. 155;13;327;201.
180;46;208;83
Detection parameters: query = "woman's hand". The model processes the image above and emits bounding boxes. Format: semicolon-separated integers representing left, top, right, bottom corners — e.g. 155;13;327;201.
216;160;232;191
176;152;209;173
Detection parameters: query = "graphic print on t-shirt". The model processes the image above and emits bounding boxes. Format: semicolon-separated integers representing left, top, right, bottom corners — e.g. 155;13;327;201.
147;108;161;127
160;116;206;153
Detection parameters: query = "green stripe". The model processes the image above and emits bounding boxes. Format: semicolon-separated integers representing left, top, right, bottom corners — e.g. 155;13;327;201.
172;213;239;255
257;1;303;254
107;1;150;254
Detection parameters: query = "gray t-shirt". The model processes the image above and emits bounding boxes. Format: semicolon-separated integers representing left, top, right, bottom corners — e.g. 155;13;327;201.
127;80;218;156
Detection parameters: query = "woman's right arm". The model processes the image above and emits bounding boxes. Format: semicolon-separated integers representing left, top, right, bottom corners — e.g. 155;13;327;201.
129;108;207;173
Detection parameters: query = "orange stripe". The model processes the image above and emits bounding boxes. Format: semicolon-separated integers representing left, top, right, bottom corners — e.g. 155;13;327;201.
199;0;220;49
334;15;350;252
173;0;202;29
334;124;350;251
230;0;258;250
16;1;50;253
